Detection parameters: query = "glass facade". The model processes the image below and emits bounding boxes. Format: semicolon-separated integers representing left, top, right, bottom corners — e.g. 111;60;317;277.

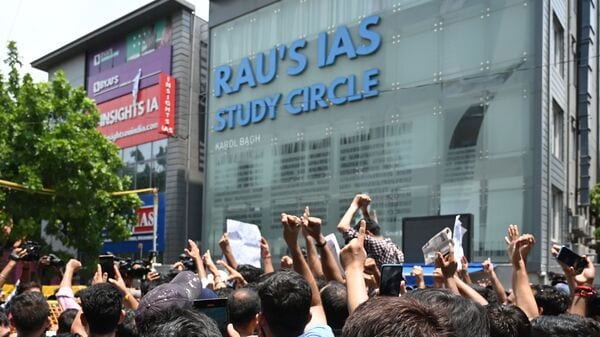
205;0;539;261
120;139;168;191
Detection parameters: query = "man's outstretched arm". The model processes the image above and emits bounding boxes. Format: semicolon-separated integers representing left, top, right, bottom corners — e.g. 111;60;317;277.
282;213;328;328
337;194;370;234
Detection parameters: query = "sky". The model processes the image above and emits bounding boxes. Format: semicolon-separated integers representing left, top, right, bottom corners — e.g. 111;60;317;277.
0;0;209;82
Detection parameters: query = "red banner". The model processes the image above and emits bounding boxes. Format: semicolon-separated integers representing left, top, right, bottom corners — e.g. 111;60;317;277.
96;72;176;149
159;73;176;136
134;205;154;234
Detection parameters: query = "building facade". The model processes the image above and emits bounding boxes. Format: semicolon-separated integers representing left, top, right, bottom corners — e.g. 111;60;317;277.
32;0;208;262
205;0;599;277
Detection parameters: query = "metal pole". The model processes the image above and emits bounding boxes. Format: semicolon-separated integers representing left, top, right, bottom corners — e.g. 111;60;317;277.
153;188;158;252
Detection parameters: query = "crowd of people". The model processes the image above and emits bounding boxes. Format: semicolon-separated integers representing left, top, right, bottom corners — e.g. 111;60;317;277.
1;194;599;337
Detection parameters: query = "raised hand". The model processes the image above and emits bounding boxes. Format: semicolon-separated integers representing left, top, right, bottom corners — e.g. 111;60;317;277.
340;220;367;270
482;258;494;274
217;259;247;286
281;213;301;246
512;234;535;266
573;256;595;286
92;264;105;285
9;247;27;261
219;233;231;250
301;206;323;241
203;249;216;268
260;237;271;258
352;194;371;209
280;255;293;269
66;259;82;272
505;224;520;257
184;239;201;260
435;244;457;279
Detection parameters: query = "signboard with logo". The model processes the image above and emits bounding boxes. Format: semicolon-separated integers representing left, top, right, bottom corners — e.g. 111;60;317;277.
96;73;175;148
87;40;127;76
159;73;176;136
87;46;172;104
102;192;166;254
126;18;172;61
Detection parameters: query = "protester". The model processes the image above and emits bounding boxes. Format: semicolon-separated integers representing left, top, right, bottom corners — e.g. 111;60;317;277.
228;288;260;337
337;194;404;267
72;283;124;337
8;291;50;337
343;296;457;337
486;304;531;337
56;308;78;335
3;194;600;337
0;307;10;337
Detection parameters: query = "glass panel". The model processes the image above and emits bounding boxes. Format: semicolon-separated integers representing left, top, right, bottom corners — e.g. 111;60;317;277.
153;139;168;160
136;162;152;189
123;147;137;165
136;143;152;163
152;160;167;192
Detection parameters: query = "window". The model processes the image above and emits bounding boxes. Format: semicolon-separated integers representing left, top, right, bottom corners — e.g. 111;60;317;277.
553;14;565;77
552;100;564;160
551;187;563;242
119;140;168;191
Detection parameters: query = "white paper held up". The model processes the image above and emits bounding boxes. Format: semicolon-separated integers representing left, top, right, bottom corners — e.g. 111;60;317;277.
226;219;262;268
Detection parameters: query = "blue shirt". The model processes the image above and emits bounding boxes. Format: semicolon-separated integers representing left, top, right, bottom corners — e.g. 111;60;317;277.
299;325;335;337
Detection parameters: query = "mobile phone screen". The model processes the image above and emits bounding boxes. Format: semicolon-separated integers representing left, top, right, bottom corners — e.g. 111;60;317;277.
380;264;404;296
193;299;229;331
99;255;116;280
556;246;587;274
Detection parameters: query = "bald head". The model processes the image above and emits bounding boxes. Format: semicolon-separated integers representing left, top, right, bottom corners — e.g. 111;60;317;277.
229;288;260;327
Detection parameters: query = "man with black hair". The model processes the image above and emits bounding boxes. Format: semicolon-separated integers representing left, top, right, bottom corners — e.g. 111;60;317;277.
404;288;490;337
236;264;263;285
8;291;50;337
342;297;456;337
531;314;600;337
337;194;404;267
470;284;500;306
228;288;260;337
532;285;569;315
74;283;124;337
0;308;9;337
138;307;220;337
57;309;78;335
319;281;348;336
15;281;41;295
486;305;531;337
255;270;315;337
116;308;138;337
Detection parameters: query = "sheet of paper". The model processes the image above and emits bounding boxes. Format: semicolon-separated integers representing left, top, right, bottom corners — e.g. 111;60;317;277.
226;219;262;268
325;233;345;277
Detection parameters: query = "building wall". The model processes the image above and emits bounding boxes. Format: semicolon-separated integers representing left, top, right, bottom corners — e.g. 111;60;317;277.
164;9;208;262
47;53;86;88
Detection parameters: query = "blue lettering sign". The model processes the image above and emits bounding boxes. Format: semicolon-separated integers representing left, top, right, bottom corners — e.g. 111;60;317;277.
256;48;278;84
288;39;308;76
357;16;382;56
212;16;383;131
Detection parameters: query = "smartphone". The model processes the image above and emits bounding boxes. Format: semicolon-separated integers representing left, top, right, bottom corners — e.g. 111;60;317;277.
193;298;229;332
556;246;588;274
379;264;404;296
99;255;116;280
422;227;453;265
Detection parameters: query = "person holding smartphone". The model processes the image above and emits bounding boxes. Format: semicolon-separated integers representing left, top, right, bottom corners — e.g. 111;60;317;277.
337;194;404;268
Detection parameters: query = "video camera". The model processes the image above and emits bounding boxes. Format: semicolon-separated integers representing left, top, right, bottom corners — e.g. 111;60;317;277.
113;251;157;279
21;241;41;261
178;253;198;272
47;253;65;267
